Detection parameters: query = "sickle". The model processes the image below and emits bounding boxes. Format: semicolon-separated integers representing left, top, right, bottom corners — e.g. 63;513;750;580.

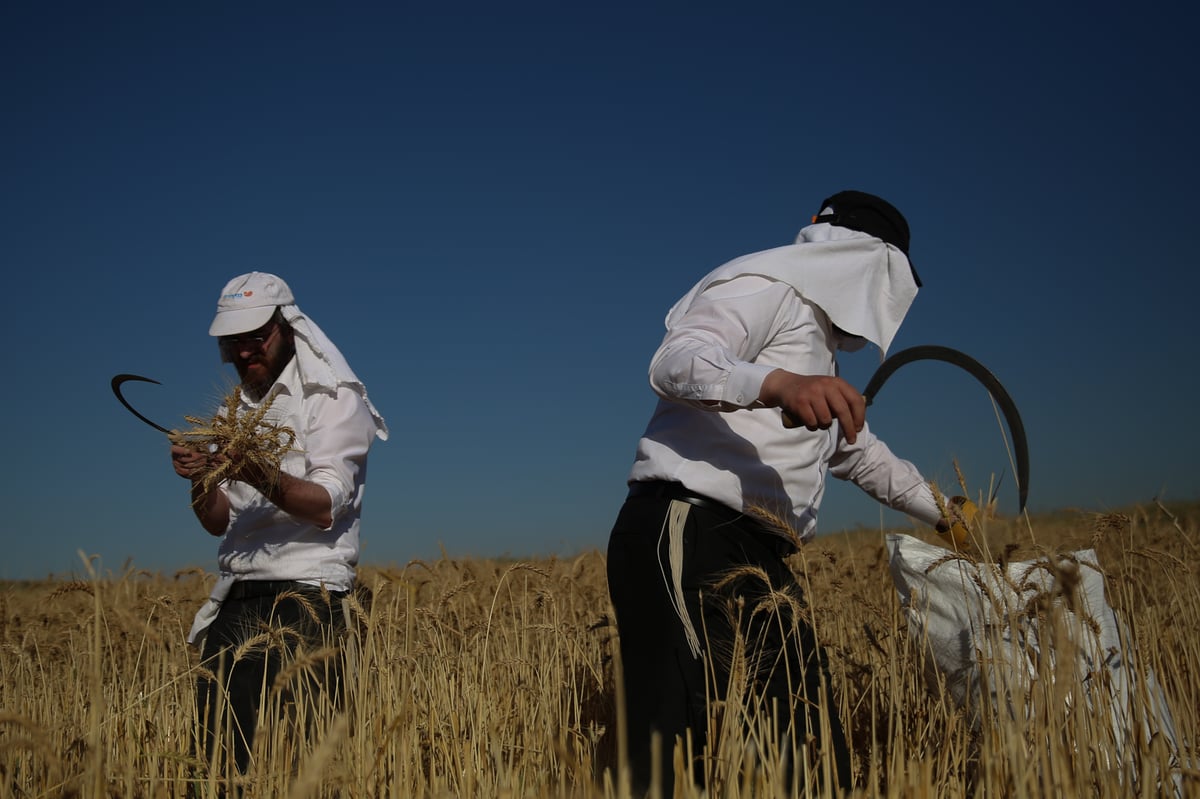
111;374;172;434
862;345;1029;513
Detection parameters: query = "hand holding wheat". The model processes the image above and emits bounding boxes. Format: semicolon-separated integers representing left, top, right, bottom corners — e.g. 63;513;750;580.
166;387;296;505
170;443;215;481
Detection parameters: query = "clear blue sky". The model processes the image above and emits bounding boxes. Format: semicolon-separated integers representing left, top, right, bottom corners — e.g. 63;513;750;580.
3;2;1196;580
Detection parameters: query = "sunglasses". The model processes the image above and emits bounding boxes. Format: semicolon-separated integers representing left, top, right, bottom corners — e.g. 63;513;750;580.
218;322;283;358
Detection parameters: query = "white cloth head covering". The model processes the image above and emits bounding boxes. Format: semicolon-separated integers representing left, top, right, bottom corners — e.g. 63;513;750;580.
279;305;389;441
210;272;388;441
665;221;919;354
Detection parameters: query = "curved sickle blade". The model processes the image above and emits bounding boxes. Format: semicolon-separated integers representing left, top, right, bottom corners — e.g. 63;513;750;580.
111;374;172;434
863;345;1029;513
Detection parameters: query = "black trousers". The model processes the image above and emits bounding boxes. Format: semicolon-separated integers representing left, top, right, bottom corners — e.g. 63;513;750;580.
195;581;348;777
607;487;851;796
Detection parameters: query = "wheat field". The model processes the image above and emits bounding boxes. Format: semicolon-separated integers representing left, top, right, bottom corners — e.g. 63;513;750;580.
1;500;1197;798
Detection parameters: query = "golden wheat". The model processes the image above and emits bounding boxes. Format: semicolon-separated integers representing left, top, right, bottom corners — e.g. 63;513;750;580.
0;501;1197;796
169;386;297;501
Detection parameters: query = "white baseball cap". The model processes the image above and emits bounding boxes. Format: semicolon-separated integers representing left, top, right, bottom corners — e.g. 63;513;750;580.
208;272;295;336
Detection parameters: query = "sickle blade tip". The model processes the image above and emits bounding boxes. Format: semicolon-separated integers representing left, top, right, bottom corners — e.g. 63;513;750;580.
112;373;163;387
111;374;171;434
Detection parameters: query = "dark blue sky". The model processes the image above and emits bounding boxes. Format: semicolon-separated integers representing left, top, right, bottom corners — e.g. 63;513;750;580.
3;2;1196;579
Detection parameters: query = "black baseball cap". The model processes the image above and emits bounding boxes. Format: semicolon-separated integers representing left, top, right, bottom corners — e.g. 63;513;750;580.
813;190;921;287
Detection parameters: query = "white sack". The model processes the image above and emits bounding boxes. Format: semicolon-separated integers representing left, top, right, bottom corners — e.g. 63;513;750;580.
886;533;1179;788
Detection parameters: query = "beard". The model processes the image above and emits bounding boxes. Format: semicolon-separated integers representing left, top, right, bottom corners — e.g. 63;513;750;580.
235;341;294;400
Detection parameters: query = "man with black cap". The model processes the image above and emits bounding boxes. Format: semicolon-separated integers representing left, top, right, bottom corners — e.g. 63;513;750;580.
170;272;388;780
607;191;947;796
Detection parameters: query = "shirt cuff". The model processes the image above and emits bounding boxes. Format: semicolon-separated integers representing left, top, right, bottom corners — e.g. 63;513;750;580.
724;361;777;407
903;482;946;528
309;476;346;531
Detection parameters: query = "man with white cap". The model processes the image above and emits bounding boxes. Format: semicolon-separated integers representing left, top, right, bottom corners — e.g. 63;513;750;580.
170;271;388;778
607;191;950;796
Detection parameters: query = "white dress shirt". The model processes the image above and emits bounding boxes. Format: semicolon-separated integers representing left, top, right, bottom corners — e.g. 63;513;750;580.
188;356;377;644
628;228;943;541
214;357;375;585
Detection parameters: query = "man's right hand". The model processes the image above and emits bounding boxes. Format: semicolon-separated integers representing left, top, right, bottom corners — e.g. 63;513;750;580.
935;496;977;547
171;444;231;535
171;444;216;482
759;369;866;444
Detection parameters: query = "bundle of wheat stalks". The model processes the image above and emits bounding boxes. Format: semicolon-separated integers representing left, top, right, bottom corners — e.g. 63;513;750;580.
168;386;296;499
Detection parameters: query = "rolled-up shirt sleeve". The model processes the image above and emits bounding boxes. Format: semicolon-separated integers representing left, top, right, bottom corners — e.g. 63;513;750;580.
299;388;376;527
829;423;943;527
648;276;793;410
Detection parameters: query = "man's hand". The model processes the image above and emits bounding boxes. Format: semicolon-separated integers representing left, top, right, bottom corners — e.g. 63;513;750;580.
170;444;231;536
170;444;270;490
171;444;217;482
759;369;866;444
223;448;275;493
935;496;977;547
173;443;330;530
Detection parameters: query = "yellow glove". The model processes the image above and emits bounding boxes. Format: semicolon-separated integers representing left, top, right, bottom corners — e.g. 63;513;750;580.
938;496;978;547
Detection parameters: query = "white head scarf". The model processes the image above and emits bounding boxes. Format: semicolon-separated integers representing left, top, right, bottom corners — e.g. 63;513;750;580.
790;220;920;352
208;272;388;441
279;304;389;441
666;221;919;354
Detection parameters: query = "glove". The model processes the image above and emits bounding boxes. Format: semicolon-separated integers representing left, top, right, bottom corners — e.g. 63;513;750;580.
937;495;978;547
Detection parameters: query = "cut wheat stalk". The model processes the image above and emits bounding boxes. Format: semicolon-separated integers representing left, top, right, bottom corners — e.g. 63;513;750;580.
168;386;297;503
